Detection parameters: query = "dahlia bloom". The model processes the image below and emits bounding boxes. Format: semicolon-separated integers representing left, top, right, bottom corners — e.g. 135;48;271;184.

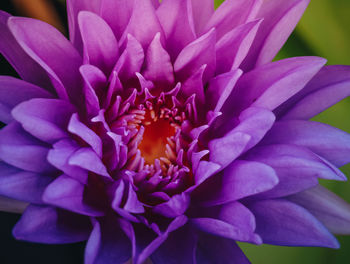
1;0;350;263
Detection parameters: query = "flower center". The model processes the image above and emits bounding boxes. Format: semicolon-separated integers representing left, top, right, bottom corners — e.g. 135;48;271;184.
138;117;176;164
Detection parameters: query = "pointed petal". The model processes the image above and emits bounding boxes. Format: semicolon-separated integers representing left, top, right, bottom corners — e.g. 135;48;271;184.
13;205;92;244
12;99;75;143
0;76;52;123
248;199;339;248
43;175;104;217
174;29;216;84
0;11;53;90
153;193;190;218
191;0;214;34
181;65;206;104
0;162;53;204
262;120;350;167
157;0;196;59
289;185;350;235
143;33;174;85
78;11;119;75
0;122;54;173
242;0;310;70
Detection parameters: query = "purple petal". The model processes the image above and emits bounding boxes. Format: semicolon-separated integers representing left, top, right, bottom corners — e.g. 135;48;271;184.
199;160;278;206
99;0;134;40
191;0;214;34
143;33;174;85
262;120;350;167
201;0;262;39
121;0;164;49
224;57;326;115
13;205;92;244
247;199;339;248
242;0;310;71
206;69;242;112
0;11;54;90
0;162;54;204
279;65;350;120
47;139;88;184
43;174;104;217
123;182;145;214
181;65;206;104
12;98;75;143
113;34;144;81
196;233;251;264
69;147;110;178
68;113;103;157
66;0;101;54
0;76;52;123
78;11;119;75
157;0;196;59
289;185;350;235
153;193;190;218
174;28;216;84
216;19;262;74
0;122;54;173
151;224;197;264
84;217;131;264
0;195;27;213
194;160;221;186
8;17;82;101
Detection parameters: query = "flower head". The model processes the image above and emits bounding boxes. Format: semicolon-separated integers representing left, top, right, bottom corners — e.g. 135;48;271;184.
1;0;350;263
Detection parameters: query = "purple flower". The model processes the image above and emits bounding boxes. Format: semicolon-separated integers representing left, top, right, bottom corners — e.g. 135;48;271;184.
1;0;350;263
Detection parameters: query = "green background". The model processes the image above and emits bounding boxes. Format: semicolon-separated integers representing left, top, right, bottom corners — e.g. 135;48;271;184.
214;0;350;263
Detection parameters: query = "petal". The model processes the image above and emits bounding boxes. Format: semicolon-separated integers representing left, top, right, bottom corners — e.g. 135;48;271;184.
198;161;278;206
216;19;262;74
68;113;103;157
180;65;206;104
0;76;52;123
43;175;104;217
153;193;190;218
206;69;243;112
47;139;88;184
0;11;53;90
157;0;196;59
120;0;164;49
8;17;83;101
99;0;134;40
12;99;75;143
196;233;251;264
0;195;27;213
289;185;350;235
262;120;350;167
143;33;174;86
0;122;54;173
224;57;326;115
193;160;221;186
242;0;310;70
0;162;54;204
279;65;350;120
84;217;131;264
174;28;216;84
13;205;92;244
78;11;119;75
201;0;262;39
191;0;214;34
247;199;339;248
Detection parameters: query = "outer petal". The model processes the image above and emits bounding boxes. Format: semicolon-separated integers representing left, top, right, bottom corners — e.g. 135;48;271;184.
12;99;75;143
191;0;214;34
0;122;54;173
247;199;339;248
262;120;350;167
0;162;54;204
0;76;52;123
0;11;53;90
78;11;119;75
289;185;350;235
278;65;350;120
157;0;196;59
13;205;92;244
196;233;251;264
8;17;83;101
242;0;310;70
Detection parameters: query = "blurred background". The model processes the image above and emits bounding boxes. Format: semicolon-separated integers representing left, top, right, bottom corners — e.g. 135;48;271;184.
0;0;349;263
